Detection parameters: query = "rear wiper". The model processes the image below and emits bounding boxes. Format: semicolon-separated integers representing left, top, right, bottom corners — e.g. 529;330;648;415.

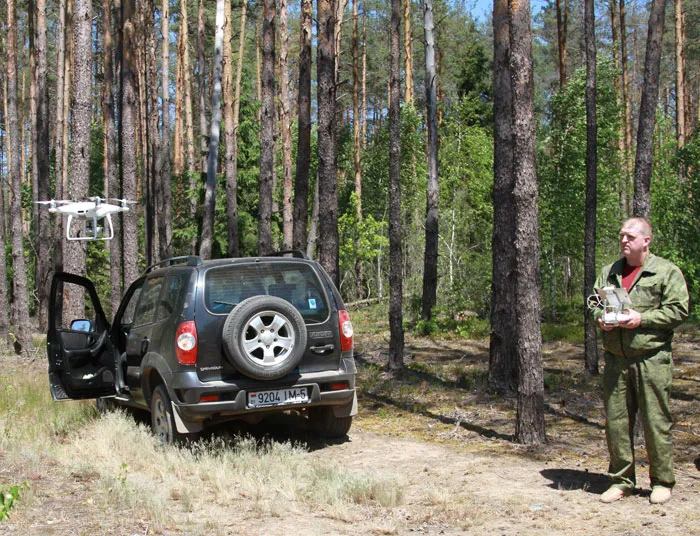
213;300;238;307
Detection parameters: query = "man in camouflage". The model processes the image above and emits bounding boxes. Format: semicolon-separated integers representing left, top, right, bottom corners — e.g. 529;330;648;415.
593;217;689;504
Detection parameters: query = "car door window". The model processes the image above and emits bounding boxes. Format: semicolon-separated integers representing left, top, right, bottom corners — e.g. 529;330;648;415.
120;284;143;325
156;274;186;321
132;276;164;327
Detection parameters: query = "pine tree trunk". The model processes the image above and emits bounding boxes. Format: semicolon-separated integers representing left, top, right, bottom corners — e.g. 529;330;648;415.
352;0;365;297
509;0;545;445
675;0;686;148
317;0;339;284
53;0;68;276
555;0;567;88
279;0;293;250
146;2;160;264
619;0;632;216
361;3;367;147
489;0;517;395
63;0;94;328
258;0;276;256
197;0;208;175
199;0;225;260
174;12;185;175
421;0;439;321
158;0;172;260
388;0;404;370
35;0;51;332
293;0;312;253
102;0;122;316
633;0;667;219
226;0;247;258
223;0;235;257
121;0;140;287
4;0;28;350
584;0;599;375
182;0;196;175
403;0;413;104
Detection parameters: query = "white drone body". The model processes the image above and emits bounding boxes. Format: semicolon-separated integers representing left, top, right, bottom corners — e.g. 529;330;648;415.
36;197;135;241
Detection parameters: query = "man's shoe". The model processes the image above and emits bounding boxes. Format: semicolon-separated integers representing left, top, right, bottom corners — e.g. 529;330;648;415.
649;486;672;504
600;486;631;503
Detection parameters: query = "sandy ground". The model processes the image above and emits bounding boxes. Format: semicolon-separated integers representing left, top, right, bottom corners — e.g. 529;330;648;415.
1;334;698;535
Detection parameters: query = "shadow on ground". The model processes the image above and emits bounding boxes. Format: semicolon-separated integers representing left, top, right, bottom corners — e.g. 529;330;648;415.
540;468;609;494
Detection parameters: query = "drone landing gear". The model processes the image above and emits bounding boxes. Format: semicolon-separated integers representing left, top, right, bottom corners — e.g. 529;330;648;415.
66;214;115;241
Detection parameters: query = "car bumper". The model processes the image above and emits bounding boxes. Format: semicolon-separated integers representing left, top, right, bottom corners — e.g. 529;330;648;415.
168;358;357;423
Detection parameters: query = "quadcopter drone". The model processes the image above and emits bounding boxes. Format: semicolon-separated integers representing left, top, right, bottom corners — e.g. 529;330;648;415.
587;286;632;327
36;197;136;241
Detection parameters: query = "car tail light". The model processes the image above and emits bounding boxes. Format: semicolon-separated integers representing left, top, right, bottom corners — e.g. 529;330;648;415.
330;382;349;391
200;394;220;402
176;321;198;364
338;310;354;351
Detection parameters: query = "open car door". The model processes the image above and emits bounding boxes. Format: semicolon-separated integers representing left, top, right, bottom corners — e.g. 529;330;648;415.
47;272;116;400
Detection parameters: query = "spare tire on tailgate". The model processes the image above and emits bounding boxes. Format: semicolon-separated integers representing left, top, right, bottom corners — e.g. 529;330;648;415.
222;295;307;380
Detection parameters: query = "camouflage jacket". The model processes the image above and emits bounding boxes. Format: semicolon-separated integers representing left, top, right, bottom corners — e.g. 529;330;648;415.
593;253;689;358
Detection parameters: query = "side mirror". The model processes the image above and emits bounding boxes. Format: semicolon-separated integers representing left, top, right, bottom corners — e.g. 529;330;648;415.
71;319;93;333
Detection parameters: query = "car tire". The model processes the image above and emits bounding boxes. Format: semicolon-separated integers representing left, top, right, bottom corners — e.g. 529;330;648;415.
150;384;196;444
96;397;118;414
308;406;352;438
222;295;308;380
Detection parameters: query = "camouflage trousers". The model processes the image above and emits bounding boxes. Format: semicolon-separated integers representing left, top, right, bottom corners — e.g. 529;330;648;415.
603;349;675;490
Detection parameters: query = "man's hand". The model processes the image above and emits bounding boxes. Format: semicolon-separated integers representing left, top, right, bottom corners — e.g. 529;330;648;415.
617;308;642;329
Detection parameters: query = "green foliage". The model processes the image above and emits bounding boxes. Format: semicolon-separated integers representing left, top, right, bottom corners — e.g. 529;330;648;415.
0;482;29;521
539;59;622;317
651;130;700;320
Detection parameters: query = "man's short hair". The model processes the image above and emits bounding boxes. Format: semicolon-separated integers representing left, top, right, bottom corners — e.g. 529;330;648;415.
623;217;653;240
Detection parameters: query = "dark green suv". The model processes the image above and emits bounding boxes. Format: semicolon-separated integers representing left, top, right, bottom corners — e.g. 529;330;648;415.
46;254;357;443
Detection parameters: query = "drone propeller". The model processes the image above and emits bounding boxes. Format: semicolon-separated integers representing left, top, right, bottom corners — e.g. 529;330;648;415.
35;199;72;205
88;196;106;204
108;198;138;207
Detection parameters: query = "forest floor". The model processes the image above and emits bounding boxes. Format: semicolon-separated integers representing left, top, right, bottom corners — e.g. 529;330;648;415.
0;324;699;535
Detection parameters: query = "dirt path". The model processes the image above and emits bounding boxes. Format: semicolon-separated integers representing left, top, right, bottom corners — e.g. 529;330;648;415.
2;427;698;535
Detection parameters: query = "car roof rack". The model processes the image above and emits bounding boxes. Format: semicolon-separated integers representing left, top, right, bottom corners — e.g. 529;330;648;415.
264;249;310;260
142;255;202;275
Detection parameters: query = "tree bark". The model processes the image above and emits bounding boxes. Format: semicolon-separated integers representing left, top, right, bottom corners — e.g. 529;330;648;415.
293;0;313;253
223;0;236;256
352;0;365;297
53;0;68;277
200;0;225;260
489;0;517;395
421;0;439;321
555;0;567;88
675;0;686;148
181;0;196;175
389;0;404;370
103;0;122;316
633;0;667;219
7;0;33;353
258;0;276;255
197;0;208;174
159;0;173;260
279;0;293;250
404;0;414;104
318;0;339;284
619;0;632;216
509;0;545;445
584;0;599;375
35;0;52;331
121;0;140;287
63;0;94;327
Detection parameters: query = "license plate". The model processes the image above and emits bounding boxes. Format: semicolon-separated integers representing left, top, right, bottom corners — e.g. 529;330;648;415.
247;387;309;408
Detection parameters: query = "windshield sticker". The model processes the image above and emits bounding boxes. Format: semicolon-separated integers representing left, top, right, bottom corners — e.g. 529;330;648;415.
308;298;317;309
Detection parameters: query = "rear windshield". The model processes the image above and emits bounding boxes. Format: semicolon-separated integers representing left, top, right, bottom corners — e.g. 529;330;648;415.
204;263;330;323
